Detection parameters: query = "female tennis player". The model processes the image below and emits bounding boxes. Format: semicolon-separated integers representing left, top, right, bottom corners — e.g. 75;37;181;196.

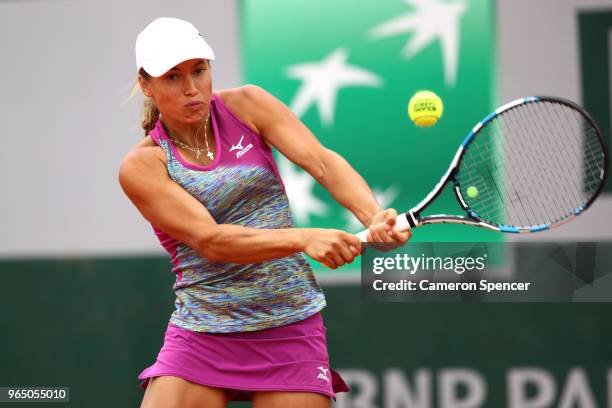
119;17;410;408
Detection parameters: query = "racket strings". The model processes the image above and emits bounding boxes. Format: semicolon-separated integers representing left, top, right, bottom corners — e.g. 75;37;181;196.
463;127;514;220
523;102;599;224
498;111;552;225
549;103;604;201
512;102;598;224
529;103;583;220
558;109;601;206
456;100;605;228
462;105;564;227
463;116;543;226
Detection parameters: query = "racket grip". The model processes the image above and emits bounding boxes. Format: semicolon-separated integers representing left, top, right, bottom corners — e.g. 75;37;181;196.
355;213;412;242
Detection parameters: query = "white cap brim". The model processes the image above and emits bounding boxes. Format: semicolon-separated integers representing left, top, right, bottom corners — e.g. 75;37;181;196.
136;17;216;77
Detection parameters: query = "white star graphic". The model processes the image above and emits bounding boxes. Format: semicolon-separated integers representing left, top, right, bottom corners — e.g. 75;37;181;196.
344;185;400;231
277;155;329;225
368;0;468;86
285;48;382;127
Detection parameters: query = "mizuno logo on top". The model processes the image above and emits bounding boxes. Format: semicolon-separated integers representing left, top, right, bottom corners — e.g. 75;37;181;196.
230;135;253;158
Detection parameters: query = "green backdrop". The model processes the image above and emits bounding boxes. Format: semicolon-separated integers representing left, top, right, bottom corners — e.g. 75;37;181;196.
240;0;500;251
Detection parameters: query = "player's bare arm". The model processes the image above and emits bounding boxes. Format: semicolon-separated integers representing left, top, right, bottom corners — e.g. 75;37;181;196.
220;84;411;245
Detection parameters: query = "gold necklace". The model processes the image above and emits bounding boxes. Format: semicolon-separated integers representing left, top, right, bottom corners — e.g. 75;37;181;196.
168;113;213;160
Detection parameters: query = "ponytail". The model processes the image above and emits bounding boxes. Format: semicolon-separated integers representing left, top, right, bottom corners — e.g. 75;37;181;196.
141;97;160;136
137;68;160;136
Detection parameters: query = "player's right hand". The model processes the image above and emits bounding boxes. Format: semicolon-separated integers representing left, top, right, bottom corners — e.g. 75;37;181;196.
302;229;362;269
367;208;412;250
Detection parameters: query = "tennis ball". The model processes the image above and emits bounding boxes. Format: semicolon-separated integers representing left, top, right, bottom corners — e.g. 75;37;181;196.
408;90;444;127
467;186;479;198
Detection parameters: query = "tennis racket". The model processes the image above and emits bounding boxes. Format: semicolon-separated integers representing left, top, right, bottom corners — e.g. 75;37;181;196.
356;96;609;241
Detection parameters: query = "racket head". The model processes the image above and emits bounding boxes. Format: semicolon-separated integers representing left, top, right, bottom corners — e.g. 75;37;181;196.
450;96;608;233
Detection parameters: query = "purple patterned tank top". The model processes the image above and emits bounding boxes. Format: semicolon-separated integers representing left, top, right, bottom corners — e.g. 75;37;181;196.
148;93;325;333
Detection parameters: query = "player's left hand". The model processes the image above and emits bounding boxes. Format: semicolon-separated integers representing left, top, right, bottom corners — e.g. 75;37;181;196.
367;208;411;248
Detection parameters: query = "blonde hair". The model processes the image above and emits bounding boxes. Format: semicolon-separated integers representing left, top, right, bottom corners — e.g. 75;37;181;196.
132;68;159;136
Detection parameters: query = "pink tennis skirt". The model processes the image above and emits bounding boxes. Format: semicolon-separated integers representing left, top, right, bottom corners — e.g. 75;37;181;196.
137;312;349;401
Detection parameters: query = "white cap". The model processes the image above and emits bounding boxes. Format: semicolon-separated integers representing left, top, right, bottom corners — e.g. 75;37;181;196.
135;17;215;77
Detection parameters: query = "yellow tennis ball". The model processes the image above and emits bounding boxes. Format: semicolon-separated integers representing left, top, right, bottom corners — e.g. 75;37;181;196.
467;186;479;198
408;90;444;127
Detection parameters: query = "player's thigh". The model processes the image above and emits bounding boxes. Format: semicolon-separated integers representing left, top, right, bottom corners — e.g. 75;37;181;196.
252;391;331;408
140;375;228;408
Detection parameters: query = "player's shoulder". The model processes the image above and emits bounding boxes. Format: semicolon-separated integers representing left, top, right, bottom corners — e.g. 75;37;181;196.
119;136;167;180
123;135;165;162
216;84;268;107
215;85;269;132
